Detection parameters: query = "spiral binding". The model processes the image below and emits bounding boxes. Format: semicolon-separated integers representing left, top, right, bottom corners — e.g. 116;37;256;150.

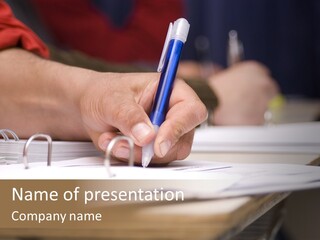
0;129;20;164
1;129;135;176
23;133;52;169
0;129;19;141
104;136;135;178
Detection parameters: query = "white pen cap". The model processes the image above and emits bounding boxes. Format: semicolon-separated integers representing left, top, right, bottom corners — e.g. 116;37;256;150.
171;18;190;43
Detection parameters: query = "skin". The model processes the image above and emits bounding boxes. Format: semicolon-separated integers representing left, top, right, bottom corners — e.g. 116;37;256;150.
178;60;279;125
0;48;207;165
209;61;279;125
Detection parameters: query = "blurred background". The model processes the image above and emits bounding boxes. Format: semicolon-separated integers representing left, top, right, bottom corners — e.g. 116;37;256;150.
7;0;320;99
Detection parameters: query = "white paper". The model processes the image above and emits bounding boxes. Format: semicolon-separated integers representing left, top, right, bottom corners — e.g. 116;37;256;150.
1;157;320;199
0;157;241;199
0;139;101;163
192;122;320;154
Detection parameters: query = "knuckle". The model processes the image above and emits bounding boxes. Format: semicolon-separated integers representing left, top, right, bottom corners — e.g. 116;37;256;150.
177;143;192;160
112;102;139;124
172;121;186;140
197;100;208;122
190;99;208;123
176;134;194;160
113;103;129;121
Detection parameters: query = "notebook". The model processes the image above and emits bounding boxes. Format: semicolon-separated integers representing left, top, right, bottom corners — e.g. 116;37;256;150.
0;129;101;164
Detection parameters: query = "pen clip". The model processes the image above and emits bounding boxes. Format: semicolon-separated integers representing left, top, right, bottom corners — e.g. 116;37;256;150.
157;22;173;72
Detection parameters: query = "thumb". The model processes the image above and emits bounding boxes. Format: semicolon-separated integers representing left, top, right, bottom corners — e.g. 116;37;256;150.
110;101;156;146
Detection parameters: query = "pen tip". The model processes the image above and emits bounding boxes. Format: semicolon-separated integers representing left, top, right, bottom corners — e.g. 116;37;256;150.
141;154;152;168
141;144;154;168
141;132;157;168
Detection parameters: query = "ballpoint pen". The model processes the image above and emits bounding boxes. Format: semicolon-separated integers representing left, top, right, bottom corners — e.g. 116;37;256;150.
141;18;190;168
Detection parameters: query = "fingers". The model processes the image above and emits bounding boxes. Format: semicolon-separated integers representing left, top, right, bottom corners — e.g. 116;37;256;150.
109;100;156;146
104;73;160;147
107;77;206;162
107;79;206;164
208;60;281;126
98;131;141;162
107;79;206;163
97;132;120;152
144;130;195;166
80;72;158;149
81;72;206;164
153;80;207;158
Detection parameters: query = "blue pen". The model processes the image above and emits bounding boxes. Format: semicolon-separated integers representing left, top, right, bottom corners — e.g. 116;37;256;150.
142;18;190;167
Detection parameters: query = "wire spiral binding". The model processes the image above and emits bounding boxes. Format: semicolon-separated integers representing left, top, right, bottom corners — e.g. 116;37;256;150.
0;129;19;141
104;136;135;178
23;133;52;169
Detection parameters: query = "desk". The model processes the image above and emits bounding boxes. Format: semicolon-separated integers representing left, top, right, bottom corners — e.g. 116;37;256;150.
0;153;319;240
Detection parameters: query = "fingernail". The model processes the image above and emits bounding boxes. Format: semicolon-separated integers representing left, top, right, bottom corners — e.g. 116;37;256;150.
114;147;130;159
99;140;110;151
131;122;152;142
159;140;171;157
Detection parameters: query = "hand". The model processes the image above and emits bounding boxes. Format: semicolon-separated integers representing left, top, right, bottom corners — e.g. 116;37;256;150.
208;61;279;125
0;49;207;166
79;72;207;165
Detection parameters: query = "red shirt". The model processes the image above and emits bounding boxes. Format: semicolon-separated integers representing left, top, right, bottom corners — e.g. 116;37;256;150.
31;0;183;63
0;1;49;58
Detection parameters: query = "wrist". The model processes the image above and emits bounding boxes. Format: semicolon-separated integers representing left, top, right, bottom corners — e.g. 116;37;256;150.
41;60;94;139
0;48;91;140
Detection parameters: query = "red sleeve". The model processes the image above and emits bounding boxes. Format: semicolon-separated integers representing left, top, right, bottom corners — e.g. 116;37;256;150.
31;0;183;63
0;1;49;58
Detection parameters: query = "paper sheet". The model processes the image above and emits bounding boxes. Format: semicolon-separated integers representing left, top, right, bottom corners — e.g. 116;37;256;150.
1;157;320;199
192;122;320;154
0;139;101;163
